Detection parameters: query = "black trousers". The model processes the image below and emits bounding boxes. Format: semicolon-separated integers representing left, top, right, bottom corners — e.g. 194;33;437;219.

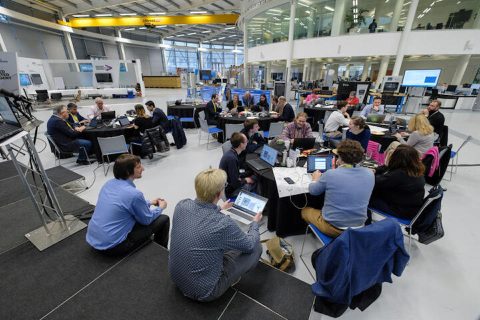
100;215;170;256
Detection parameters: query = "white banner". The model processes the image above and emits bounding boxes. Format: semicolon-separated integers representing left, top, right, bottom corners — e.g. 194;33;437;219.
0;52;19;94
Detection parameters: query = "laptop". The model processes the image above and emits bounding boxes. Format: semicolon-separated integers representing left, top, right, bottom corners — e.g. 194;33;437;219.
366;114;386;124
88;117;99;128
0;95;24;142
307;154;334;173
221;190;268;224
246;145;278;171
292;138;316;150
101;111;116;121
118;116;130;127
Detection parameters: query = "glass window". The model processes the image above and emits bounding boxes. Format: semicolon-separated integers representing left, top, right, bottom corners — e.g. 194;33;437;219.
246;2;291;48
224;52;235;68
237;54;244;65
294;0;335;39
413;0;479;30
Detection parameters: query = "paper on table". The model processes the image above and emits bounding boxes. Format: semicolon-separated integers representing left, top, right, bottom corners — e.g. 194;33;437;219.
272;167;312;198
368;125;389;132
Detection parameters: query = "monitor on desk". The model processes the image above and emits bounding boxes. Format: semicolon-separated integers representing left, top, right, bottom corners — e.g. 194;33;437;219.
446;85;457;92
101;111;116;121
95;73;113;83
19;74;31;86
30;74;43;85
463;83;472;88
383;82;400;92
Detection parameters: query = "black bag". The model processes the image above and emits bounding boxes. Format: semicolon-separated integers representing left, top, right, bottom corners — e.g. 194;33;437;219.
418;213;444;244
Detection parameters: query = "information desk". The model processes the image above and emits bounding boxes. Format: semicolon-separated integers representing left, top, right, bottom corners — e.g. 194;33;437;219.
143;76;181;88
217;115;279;142
436;94;477;110
83;125;135;162
167;104;206;128
304;106;336;131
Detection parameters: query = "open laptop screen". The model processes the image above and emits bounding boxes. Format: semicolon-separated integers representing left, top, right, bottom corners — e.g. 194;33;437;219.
0;97;19;126
307;155;333;173
234;191;267;216
260;145;278;166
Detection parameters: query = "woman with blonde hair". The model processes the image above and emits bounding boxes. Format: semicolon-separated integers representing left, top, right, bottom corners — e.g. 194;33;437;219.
388;113;434;156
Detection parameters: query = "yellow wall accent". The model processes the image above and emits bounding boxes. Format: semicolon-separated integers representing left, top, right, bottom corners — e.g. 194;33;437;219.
58;14;239;28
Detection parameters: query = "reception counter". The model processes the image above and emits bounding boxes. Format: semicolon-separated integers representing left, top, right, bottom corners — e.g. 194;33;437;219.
143;76;181;88
437;94;477;110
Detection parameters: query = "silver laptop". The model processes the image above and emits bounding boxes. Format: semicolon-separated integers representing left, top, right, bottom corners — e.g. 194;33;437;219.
246;144;278;171
221;190;268;224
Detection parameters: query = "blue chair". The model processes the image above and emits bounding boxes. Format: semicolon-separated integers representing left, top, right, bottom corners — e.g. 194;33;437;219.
198;111;223;150
180;117;196;128
300;223;334;279
167;115;175;121
446;135;471;181
369;186;443;253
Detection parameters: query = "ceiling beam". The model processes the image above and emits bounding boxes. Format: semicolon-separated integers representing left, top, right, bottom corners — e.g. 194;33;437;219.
164;0;181;9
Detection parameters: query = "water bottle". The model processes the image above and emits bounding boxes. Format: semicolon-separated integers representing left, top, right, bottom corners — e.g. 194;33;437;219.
282;150;287;167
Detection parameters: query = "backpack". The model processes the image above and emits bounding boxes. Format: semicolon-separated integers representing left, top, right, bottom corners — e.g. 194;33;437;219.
260;237;295;272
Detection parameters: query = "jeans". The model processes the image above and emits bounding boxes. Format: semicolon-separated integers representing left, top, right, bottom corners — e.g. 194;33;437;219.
76;139;92;161
99;215;170;256
202;242;262;302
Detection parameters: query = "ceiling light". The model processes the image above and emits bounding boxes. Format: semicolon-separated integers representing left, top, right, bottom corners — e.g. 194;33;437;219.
225;26;235;30
298;2;309;7
165;36;173;38
305;10;311;14
229;35;236;37
190;11;207;14
218;37;225;40
284;17;290;20
177;34;185;37
198;47;208;52
156;26;167;28
210;38;217;41
72;14;89;18
187;32;197;35
232;49;242;53
95;14;112;17
139;27;147;29
124;28;135;31
324;6;335;12
120;13;137;16
149;12;166;15
202;30;211;33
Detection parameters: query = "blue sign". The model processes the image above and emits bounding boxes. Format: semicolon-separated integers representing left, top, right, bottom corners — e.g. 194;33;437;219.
120;63;127;72
230;89;271;105
200;86;222;101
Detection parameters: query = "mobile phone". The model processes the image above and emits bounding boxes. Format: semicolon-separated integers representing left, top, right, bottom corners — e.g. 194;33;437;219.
284;177;295;184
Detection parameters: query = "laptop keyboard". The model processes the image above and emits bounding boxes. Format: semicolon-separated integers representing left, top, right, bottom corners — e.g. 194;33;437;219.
0;123;22;141
228;208;254;221
249;159;268;170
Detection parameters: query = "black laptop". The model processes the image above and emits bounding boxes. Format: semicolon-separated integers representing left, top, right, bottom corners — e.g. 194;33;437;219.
292;138;316;150
101;111;116;121
246;145;278;171
0;95;24;142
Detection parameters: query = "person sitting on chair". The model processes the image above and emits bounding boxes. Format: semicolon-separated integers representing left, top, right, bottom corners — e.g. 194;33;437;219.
252;93;269;112
169;168;262;302
88;97;111;119
47;105;92;165
422;99;445;137
305;92;318;106
346;116;371;150
133;104;153;134
240;119;265;153
369;145;425;220
205;93;222;126
242;91;255;108
67;102;88;126
324;101;350;138
301;140;374;238
391;113;434;155
145;100;170;133
360;96;384;119
280;112;313;145
86;154;170;255
272;96;295;122
219;132;256;198
346;91;360;108
226;94;244;114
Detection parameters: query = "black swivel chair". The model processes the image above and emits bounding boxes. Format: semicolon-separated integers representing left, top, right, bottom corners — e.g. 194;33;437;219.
36;90;49;102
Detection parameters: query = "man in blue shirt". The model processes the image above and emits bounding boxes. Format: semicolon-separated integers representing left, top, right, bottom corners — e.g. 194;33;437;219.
169;168;262;302
301;140;374;237
86;154;170;255
145;100;170;132
360;96;384;119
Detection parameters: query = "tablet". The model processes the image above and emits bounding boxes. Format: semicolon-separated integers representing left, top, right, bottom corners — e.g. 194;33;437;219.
307;155;334;173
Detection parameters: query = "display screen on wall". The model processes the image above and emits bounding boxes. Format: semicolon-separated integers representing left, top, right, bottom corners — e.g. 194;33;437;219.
200;70;212;81
95;73;113;83
30;74;43;85
402;69;441;87
79;63;93;72
19;74;31;86
120;63;127;72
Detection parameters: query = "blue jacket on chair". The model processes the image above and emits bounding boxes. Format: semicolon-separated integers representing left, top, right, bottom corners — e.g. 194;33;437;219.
47;115;81;153
312;219;409;305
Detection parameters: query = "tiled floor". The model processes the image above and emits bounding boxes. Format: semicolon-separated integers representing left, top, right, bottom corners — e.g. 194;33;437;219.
21;89;480;319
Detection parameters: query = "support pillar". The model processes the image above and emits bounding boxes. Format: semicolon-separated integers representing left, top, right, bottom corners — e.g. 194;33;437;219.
451;55;471;86
58;13;79;72
390;0;405;32
376;56;390;89
0;32;7;52
392;0;419;75
243;22;249;88
302;59;310;82
331;0;347;36
285;0;297;99
344;64;351;80
361;61;371;81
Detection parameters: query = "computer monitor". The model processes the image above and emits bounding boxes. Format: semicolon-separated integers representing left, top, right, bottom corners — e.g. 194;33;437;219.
199;70;212;81
101;111;116;121
462;83;471;88
95;73;113;83
19;74;31;86
79;63;93;72
30;74;43;85
259;145;278;166
402;69;441;87
446;85;457;92
383;82;399;92
322;86;330;90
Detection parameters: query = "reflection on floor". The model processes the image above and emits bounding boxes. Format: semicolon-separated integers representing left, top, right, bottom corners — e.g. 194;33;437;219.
9;88;480;319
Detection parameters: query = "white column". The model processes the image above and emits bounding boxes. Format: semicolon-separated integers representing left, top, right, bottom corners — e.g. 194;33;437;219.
285;0;296;98
234;44;238;66
390;0;405;32
0;31;6;52
58;14;79;72
116;30;128;72
392;0;419;75
361;61;371;81
451;55;471;85
243;21;249;88
473;7;480;28
376;56;390;89
302;59;310;81
331;0;347;36
266;61;272;83
198;43;204;70
344;64;351;80
133;59;145;95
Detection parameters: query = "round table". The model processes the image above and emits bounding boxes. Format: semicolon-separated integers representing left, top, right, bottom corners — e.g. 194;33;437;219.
167;104;206;128
217;115;279;142
304;106;336;131
83;126;135;162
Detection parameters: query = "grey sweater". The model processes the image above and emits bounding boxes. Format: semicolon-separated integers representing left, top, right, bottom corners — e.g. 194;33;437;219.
398;131;434;155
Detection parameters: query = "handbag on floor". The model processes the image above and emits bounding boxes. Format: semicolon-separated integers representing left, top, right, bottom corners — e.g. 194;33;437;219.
418;212;444;244
261;237;295;272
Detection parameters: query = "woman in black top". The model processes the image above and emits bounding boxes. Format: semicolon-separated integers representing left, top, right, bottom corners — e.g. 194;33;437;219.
252;93;269;112
133;104;153;134
226;94;244;114
369;144;425;219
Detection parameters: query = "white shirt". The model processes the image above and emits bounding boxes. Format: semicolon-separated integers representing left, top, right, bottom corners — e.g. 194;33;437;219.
324;110;350;132
88;104;111;119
